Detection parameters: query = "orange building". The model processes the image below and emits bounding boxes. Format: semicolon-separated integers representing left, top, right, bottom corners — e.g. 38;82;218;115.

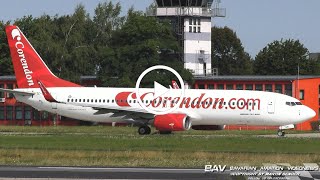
194;75;320;130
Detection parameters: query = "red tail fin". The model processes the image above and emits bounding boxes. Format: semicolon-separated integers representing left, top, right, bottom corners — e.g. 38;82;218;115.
6;25;80;88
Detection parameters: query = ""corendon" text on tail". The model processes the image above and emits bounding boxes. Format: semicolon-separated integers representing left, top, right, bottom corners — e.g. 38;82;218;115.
11;29;34;86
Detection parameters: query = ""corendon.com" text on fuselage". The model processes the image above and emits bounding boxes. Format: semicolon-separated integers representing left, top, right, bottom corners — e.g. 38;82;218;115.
116;92;261;110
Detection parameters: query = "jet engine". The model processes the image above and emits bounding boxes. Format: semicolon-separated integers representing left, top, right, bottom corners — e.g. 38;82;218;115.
154;114;191;131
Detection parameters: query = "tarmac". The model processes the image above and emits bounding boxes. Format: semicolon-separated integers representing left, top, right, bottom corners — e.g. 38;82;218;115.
0;166;232;180
259;132;320;138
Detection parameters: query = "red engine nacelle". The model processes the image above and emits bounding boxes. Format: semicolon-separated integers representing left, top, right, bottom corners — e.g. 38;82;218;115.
154;114;191;131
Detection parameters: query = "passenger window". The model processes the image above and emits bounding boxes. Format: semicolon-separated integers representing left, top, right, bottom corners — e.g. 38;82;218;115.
112;100;114;103
71;99;73;102
87;99;89;102
79;99;81;102
67;99;70;102
91;99;93;103
103;100;105;103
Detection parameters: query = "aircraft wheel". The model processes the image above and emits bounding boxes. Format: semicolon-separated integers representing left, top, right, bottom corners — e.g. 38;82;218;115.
277;130;285;137
138;126;151;135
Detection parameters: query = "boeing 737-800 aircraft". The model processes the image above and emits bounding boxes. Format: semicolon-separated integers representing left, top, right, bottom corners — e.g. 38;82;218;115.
0;25;315;136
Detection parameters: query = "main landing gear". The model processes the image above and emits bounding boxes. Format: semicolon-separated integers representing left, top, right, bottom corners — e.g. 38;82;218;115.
137;126;172;135
138;125;151;135
277;129;285;137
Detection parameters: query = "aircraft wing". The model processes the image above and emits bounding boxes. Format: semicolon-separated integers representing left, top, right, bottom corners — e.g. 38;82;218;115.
0;88;35;96
86;103;153;117
94;106;154;120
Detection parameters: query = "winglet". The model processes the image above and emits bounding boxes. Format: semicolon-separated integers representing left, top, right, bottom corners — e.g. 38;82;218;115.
171;80;180;89
37;80;58;103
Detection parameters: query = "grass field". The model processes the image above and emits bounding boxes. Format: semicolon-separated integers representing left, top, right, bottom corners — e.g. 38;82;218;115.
0;126;319;168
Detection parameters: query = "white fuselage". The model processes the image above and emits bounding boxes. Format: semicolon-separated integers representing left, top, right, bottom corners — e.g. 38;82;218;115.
15;87;315;126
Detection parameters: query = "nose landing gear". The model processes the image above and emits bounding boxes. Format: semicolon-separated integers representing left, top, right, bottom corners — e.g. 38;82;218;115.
277;124;294;137
277;130;285;137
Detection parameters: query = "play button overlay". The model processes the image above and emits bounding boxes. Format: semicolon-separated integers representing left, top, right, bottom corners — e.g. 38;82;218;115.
154;81;171;98
135;65;185;115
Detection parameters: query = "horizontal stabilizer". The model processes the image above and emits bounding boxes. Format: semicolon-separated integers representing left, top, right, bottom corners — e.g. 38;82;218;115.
0;88;34;96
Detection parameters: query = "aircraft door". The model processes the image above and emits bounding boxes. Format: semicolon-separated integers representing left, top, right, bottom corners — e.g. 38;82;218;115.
267;99;275;114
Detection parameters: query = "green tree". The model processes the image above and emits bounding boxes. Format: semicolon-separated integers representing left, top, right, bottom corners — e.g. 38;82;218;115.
14;5;98;82
254;39;319;75
98;11;193;87
211;26;253;75
93;1;124;46
0;21;13;76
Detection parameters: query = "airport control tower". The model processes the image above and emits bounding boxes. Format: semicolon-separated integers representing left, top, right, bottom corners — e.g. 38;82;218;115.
147;0;225;76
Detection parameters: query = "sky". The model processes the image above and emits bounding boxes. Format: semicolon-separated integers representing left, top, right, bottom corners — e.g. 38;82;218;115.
0;0;319;57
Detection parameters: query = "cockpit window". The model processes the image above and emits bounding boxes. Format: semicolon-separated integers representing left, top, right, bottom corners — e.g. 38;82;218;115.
286;102;290;106
296;102;302;105
290;102;296;106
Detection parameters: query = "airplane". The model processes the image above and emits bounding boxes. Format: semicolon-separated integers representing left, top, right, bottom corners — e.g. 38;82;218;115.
0;25;316;136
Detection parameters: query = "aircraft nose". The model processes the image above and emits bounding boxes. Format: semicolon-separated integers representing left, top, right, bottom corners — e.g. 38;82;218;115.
304;106;316;120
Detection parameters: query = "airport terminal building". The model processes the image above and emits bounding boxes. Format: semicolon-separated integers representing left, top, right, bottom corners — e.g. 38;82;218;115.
0;75;319;130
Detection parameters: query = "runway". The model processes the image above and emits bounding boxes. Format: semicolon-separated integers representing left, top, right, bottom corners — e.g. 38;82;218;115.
0;166;232;180
259;132;320;138
1;166;320;180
